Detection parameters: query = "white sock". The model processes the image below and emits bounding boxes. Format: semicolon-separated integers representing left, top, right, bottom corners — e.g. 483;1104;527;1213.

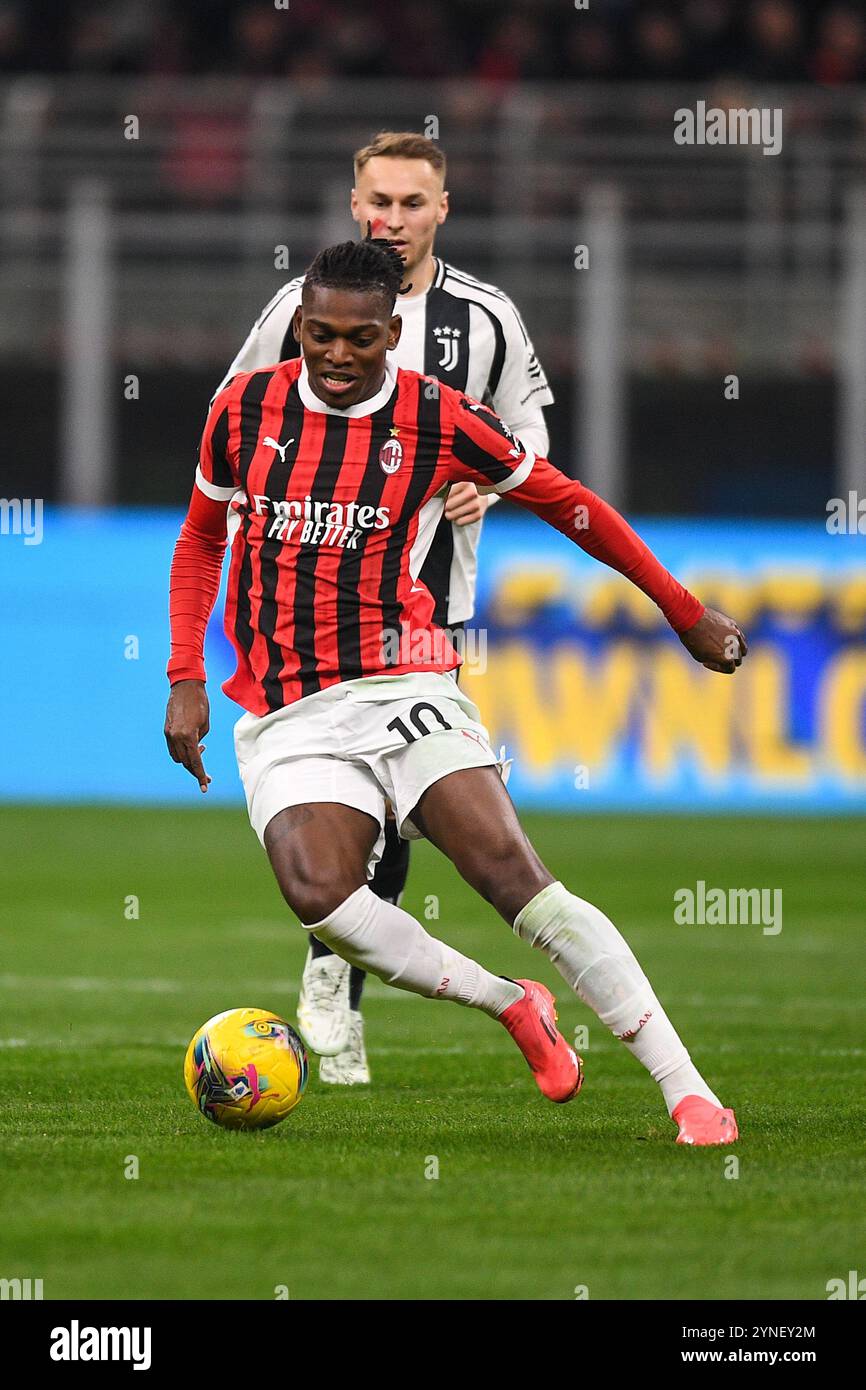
309;886;523;1018
513;881;720;1114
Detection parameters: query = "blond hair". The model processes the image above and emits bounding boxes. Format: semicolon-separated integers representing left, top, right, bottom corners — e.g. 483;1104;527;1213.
353;131;446;183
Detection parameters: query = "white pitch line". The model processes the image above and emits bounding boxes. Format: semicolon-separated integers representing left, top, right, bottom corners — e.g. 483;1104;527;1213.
0;973;413;1001
0;974;289;995
1;1036;862;1061
0;977;860;1016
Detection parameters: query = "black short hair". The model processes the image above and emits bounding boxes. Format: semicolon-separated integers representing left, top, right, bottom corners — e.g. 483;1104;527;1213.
302;235;406;314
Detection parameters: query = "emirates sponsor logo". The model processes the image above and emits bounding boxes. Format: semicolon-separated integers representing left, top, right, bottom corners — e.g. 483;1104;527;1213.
250;494;390;549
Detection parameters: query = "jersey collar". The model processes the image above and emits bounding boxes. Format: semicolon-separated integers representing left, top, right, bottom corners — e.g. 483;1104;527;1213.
394;257;444;305
298;357;398;418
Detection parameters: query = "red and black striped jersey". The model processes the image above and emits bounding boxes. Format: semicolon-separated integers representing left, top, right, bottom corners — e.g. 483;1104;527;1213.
168;358;703;715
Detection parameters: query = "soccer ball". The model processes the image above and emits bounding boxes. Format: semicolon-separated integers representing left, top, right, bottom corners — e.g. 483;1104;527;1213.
184;1007;308;1130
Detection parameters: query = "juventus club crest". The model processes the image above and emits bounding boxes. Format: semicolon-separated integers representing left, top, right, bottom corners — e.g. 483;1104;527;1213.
433;326;462;372
379;429;403;474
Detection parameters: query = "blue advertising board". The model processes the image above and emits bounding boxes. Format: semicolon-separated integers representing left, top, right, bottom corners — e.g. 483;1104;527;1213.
1;507;863;811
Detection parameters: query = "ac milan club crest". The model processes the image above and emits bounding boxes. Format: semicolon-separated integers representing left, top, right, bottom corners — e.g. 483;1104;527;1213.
379;437;403;474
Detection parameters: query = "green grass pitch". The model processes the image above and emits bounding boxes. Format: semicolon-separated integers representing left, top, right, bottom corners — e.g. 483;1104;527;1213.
1;806;863;1301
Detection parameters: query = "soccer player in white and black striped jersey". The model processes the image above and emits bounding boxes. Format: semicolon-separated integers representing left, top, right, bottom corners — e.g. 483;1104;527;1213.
217;131;554;1084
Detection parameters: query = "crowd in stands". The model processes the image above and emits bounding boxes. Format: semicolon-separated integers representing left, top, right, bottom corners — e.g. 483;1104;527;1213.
1;1;865;86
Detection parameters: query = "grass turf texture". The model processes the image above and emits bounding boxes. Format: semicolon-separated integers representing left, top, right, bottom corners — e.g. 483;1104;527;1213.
0;806;863;1302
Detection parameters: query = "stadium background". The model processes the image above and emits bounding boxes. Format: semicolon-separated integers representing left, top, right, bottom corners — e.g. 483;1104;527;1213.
1;0;865;811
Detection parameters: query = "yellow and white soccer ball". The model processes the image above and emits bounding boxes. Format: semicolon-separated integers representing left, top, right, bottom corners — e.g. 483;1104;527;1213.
184;1007;308;1130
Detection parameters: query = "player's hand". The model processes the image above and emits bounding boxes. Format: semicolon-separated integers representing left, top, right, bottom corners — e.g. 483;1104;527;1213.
678;607;748;674
444;482;486;526
164;680;212;792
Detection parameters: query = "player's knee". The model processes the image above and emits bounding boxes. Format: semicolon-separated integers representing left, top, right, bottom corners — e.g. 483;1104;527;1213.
466;830;548;917
277;860;364;926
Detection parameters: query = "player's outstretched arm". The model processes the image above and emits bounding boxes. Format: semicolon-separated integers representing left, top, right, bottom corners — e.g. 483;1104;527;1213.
506;461;748;672
444;391;747;673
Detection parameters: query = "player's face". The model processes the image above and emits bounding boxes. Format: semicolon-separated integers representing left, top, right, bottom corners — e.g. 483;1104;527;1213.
351;158;448;283
293;288;402;409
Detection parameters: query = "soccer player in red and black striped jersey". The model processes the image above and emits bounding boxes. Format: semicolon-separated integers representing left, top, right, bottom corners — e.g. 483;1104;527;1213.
166;238;746;1144
220;132;553;1082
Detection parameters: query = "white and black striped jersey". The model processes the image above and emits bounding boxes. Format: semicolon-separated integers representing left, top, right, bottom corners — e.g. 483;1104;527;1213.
217;257;553;623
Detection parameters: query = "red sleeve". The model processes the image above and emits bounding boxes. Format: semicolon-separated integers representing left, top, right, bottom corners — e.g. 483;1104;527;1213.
439;387;702;632
198;395;236;491
503;457;704;633
167;484;230;685
167;386;240;685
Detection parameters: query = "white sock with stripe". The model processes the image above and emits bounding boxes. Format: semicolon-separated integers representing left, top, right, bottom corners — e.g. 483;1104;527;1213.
309;885;523;1018
513;881;720;1114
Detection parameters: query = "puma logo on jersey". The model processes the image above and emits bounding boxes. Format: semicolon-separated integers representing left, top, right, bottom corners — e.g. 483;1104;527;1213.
263;436;295;463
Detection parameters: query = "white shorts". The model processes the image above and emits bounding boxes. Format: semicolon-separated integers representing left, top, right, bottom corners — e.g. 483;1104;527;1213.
233;672;499;867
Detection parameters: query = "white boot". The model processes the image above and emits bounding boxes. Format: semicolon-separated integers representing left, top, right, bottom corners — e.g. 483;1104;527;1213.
319;1011;371;1086
296;948;351;1057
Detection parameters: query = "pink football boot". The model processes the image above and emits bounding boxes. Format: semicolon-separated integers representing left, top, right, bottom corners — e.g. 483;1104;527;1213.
672;1095;739;1145
499;979;583;1103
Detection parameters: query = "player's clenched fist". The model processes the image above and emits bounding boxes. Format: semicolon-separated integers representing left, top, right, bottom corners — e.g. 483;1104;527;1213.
164;679;212;791
443;480;486;526
678;606;748;674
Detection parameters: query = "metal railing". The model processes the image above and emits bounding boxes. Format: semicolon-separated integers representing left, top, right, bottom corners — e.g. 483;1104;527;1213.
1;77;864;502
